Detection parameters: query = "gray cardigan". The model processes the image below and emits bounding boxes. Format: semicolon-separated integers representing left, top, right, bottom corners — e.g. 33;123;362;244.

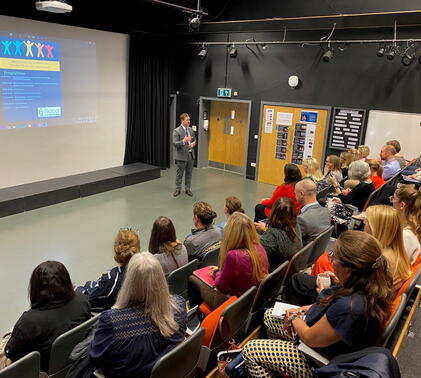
260;225;303;272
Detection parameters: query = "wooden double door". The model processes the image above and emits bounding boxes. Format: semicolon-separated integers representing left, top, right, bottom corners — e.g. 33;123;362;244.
208;100;249;173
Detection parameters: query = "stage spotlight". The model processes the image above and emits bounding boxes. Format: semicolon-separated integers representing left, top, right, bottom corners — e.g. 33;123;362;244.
376;46;385;57
228;44;238;58
386;47;396;60
322;47;333;62
189;14;202;31
197;44;207;59
401;53;415;66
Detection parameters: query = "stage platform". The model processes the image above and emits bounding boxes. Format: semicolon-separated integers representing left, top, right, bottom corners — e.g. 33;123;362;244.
0;162;160;218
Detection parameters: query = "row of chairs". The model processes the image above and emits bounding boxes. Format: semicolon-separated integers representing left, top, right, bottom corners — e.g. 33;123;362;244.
1;227;335;378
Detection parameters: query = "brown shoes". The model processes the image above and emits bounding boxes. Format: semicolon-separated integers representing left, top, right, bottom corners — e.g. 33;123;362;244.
173;189;181;197
186;189;193;197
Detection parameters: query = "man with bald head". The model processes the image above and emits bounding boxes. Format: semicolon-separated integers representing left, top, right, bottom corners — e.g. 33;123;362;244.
295;179;331;245
380;144;400;180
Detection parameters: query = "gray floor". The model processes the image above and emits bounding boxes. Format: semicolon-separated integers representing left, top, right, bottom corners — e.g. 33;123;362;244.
0;166;275;332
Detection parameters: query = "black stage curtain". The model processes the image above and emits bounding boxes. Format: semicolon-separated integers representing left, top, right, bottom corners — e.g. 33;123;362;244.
124;32;174;169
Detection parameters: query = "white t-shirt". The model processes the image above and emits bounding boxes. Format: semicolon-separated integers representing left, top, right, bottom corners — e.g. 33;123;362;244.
403;226;421;265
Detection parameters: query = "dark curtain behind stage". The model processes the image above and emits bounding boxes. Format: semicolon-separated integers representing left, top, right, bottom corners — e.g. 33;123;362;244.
124;32;174;169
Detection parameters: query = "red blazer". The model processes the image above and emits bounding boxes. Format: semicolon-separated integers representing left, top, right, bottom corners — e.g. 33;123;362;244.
261;183;301;217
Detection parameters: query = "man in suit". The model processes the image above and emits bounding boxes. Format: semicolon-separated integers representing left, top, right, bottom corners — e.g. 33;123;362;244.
295;179;331;245
173;113;196;197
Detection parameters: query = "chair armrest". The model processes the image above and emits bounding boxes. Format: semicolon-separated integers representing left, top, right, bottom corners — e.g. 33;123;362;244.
297;341;330;367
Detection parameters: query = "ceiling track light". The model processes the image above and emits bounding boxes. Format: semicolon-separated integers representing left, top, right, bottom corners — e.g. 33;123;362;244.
376;44;386;57
401;53;414;66
228;43;238;58
197;43;207;59
189;13;202;31
386;46;396;60
322;43;333;62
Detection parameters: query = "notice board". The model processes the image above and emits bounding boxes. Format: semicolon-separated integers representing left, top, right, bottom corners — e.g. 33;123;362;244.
329;108;366;150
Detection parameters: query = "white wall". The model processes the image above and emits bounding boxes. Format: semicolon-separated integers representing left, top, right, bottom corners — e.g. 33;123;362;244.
0;16;128;188
366;110;421;160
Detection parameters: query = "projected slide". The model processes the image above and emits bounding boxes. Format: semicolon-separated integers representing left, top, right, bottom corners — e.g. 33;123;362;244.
0;37;62;126
0;32;97;130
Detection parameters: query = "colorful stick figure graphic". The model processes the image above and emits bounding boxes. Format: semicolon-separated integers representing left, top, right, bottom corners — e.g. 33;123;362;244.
2;40;12;55
13;40;23;56
35;42;45;57
45;44;54;58
24;40;34;57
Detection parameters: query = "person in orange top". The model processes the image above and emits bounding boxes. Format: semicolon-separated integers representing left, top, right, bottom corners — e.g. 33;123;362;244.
254;163;302;221
367;159;385;190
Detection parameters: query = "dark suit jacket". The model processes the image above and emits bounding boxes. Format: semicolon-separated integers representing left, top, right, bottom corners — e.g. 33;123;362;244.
173;125;196;161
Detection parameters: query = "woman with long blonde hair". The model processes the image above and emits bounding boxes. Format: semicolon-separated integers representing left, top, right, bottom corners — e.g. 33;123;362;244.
190;212;269;310
89;252;187;377
302;157;324;182
391;184;421;264
365;205;412;293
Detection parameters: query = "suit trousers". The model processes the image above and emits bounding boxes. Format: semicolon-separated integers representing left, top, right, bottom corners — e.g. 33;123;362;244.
175;152;194;190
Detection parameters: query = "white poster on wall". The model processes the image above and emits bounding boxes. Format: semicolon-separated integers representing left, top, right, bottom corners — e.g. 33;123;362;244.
276;112;293;126
303;123;316;158
265;108;274;133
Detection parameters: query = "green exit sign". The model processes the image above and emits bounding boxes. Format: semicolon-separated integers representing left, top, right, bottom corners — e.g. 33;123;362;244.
217;88;232;98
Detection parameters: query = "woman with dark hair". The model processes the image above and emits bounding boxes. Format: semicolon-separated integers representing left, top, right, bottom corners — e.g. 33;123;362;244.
254;163;302;222
76;228;140;310
243;231;393;377
255;197;302;271
149;216;188;274
4;261;90;371
184;201;222;261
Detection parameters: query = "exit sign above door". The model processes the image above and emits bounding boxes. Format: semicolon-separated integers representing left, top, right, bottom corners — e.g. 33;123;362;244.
217;88;232;98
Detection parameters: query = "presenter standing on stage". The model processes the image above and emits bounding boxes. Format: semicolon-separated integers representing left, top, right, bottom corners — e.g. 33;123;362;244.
173;113;196;197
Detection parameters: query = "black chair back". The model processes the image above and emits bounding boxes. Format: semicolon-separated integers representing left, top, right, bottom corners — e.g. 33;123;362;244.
245;261;288;334
281;241;316;286
199;247;220;268
209;286;257;352
378;294;407;347
0;351;40;378
306;226;334;266
167;259;199;300
48;314;100;378
150;327;205;378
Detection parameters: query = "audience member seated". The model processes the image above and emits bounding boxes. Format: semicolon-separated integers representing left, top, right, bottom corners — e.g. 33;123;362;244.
339;150;354;179
349;148;361;163
254;163;302;222
330;160;375;211
380;145;400;180
342;179;360;195
76;228;140;310
358;145;370;161
318;155;343;192
255;197;302;272
367;159;385;190
243;231;393;378
189;212;268;310
294;179;331;245
216;196;244;235
286;204;411;305
391;185;421;264
89;252;187;377
302;157;324;183
364;205;412;292
184;201;222;261
149;216;188;275
387;139;407;169
3;261;91;371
